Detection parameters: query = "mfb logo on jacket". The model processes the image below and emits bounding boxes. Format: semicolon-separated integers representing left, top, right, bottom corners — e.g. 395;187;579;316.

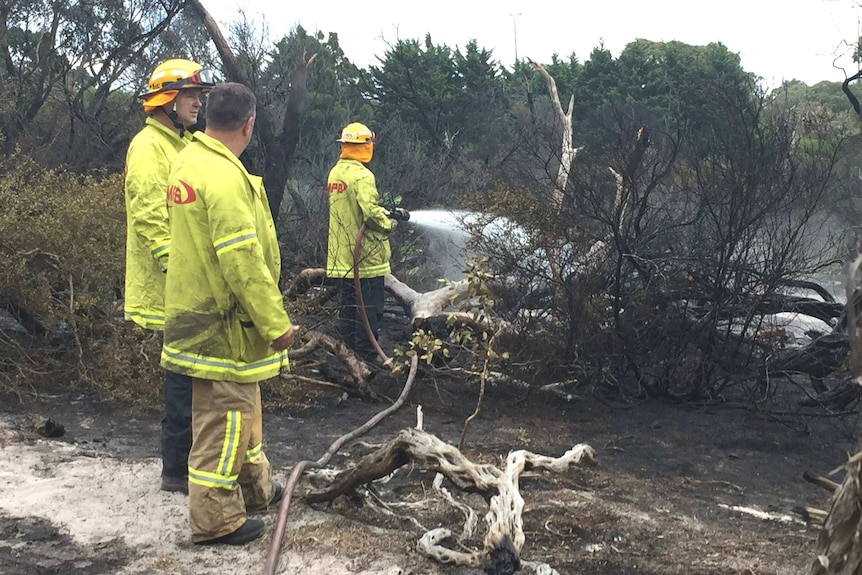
327;180;347;195
166;180;197;208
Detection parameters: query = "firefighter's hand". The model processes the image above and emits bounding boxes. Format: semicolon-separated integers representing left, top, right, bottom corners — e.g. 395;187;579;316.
157;254;169;273
272;326;300;350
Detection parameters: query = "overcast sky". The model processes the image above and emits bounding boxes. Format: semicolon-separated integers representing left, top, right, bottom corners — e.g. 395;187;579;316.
204;0;862;88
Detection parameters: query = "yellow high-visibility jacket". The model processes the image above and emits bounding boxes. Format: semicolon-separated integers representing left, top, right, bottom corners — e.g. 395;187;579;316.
160;132;292;383
326;159;392;279
123;117;192;330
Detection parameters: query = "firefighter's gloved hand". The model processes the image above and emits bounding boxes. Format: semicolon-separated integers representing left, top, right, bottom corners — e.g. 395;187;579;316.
157;254;169;273
390;207;410;222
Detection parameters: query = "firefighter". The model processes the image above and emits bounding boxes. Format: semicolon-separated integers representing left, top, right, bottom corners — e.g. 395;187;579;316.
325;122;404;361
161;82;298;546
123;58;215;494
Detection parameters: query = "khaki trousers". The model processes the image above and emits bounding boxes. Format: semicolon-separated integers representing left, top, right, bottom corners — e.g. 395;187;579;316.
188;378;274;543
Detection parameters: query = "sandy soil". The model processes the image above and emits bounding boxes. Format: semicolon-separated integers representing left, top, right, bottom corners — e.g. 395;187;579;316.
0;368;858;575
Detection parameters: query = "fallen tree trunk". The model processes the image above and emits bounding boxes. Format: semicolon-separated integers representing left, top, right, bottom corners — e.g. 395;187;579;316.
289;268;499;331
282;269;505;394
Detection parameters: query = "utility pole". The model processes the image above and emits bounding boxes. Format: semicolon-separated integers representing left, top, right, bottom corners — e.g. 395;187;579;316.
511;13;522;63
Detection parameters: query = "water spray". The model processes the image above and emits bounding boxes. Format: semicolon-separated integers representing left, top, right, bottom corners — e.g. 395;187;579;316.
403;209;477;231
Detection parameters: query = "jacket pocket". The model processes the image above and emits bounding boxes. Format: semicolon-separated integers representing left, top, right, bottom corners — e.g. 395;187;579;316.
234;308;268;363
224;310;248;363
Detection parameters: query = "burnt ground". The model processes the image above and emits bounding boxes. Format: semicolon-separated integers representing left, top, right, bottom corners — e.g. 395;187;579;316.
1;359;859;575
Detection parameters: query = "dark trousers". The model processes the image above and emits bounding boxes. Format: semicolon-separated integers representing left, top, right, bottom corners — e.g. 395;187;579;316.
162;369;193;479
338;276;384;360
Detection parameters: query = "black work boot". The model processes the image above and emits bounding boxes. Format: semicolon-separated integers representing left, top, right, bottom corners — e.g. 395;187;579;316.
248;482;284;513
160;475;188;495
195;519;265;546
269;483;284;507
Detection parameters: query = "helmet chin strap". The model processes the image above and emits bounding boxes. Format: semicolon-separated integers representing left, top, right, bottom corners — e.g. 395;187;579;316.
166;102;186;137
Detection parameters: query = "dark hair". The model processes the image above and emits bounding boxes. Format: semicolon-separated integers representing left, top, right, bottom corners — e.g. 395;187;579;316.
205;82;256;131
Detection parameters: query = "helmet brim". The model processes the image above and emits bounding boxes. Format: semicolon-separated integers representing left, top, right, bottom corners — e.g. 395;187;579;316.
142;90;179;111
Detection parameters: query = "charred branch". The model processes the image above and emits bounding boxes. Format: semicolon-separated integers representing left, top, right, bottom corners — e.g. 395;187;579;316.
186;0;249;86
804;470;840;493
268;48;318;221
842;69;862;118
286;330;379;399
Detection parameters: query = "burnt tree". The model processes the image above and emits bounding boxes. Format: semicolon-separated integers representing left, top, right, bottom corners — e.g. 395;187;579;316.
187;0;316;224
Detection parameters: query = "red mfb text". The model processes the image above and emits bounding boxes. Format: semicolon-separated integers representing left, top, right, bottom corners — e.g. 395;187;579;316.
166;180;197;207
327;180;347;195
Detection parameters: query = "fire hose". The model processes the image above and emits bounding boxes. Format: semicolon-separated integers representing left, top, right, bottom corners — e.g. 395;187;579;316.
263;214;416;575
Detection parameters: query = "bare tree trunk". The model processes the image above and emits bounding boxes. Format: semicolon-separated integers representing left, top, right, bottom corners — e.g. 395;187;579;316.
268;48;317;222
526;59;576;210
526;59;579;314
186;0;249;85
289;269;484;329
806;435;862;575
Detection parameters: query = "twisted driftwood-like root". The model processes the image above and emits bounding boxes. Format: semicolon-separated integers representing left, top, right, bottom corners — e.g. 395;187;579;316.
806;240;862;574
305;427;595;573
807;438;862;575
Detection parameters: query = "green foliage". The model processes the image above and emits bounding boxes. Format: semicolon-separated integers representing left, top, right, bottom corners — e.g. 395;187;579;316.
574;44;623;116
0;152;160;408
393;328;451;367
573;40;759;160
368;35;511;160
266;24;371;125
390;258;506;377
542;53;582;101
370;34;461;142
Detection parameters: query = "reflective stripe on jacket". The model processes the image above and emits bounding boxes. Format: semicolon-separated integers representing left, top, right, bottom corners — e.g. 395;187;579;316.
160;132;292;383
325;159;392;279
123;117;191;330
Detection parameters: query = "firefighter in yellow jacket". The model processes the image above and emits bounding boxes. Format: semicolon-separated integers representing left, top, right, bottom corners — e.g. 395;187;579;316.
123;58;215;494
161;82;299;546
326;122;398;361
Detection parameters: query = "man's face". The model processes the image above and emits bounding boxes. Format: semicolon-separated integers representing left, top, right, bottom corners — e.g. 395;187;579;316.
173;89;205;127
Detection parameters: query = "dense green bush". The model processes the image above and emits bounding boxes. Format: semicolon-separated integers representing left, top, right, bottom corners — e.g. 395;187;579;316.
0;153;161;409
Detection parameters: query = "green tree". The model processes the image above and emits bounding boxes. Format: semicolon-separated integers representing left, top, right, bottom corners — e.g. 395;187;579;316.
611;39;756;160
573;44;622;120
369;34;463;152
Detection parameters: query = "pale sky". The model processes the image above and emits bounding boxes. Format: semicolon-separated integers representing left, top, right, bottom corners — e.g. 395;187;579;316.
204;0;862;88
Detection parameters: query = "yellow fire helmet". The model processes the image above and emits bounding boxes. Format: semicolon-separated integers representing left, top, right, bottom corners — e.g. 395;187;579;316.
336;122;375;144
138;59;217;112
